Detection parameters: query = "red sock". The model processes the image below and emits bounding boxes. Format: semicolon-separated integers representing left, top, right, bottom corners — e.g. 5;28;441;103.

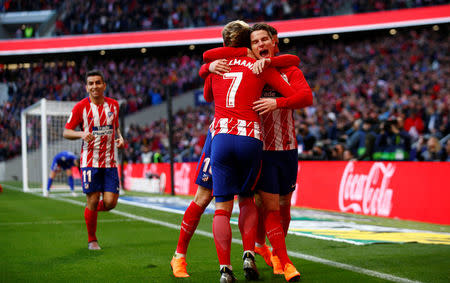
280;204;291;237
238;197;257;252
84;207;98;243
97;200;107;211
265;210;291;267
255;205;266;245
213;209;231;265
176;201;205;255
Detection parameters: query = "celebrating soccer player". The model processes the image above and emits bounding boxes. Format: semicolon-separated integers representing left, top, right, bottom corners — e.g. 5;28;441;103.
63;70;125;250
171;22;311;282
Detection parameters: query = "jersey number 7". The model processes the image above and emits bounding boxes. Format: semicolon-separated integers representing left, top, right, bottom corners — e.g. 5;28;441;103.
223;72;243;108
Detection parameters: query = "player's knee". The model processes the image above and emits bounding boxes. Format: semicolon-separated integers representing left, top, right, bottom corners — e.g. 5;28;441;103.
193;187;213;208
103;201;117;211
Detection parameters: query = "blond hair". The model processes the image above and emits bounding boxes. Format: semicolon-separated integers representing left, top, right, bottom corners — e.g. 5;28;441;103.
222;20;250;48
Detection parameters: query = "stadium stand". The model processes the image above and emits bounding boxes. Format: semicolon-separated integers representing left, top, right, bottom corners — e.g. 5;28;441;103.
2;0;448;36
0;3;449;163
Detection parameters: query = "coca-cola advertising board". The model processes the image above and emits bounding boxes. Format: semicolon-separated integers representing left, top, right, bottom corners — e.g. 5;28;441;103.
122;161;450;225
295;161;450;225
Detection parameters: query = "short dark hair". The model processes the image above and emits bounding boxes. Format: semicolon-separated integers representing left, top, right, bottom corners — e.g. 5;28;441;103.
85;70;105;83
250;23;275;38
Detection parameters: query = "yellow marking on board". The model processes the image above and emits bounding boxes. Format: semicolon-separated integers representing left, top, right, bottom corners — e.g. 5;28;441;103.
291;229;450;245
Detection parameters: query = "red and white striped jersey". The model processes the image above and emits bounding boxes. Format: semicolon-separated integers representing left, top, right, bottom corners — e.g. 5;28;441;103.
209;117;261;140
261;66;311;151
203;56;301;141
65;97;120;168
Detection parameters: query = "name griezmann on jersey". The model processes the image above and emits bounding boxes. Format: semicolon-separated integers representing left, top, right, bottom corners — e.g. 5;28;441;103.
228;58;254;70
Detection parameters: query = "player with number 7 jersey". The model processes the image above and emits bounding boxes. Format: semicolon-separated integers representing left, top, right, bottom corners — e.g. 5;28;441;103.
203;20;310;283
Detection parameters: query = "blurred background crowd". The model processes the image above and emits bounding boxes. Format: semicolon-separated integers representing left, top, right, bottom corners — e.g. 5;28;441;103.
0;1;449;163
4;0;447;36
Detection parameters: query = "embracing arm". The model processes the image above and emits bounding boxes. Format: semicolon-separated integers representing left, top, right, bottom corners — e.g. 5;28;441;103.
256;68;312;114
274;68;312;109
203;47;247;62
203;74;214;103
253;54;300;75
269;54;300;68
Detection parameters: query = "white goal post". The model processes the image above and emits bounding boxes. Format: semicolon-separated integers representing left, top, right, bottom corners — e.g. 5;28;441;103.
21;98;82;196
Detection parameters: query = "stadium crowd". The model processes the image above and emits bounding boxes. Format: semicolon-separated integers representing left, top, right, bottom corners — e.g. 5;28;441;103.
122;26;450;163
2;0;448;36
1;25;449;162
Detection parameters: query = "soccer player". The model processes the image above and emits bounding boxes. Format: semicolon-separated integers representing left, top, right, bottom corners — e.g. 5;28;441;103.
171;24;310;282
204;20;307;283
47;150;80;196
63;70;124;250
202;23;313;281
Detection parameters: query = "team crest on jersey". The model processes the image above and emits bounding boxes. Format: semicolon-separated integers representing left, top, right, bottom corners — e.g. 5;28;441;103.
108;112;113;117
84;183;89;189
202;173;209;182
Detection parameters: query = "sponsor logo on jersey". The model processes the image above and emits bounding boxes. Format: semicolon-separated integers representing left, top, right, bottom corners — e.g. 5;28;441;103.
92;125;113;136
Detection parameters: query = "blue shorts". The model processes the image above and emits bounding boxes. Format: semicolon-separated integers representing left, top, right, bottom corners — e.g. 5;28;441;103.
194;131;213;190
51;159;71;171
256;149;298;196
81;167;120;194
211;134;262;202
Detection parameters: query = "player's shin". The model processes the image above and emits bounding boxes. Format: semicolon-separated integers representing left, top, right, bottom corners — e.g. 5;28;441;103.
264;210;292;267
213;209;232;267
176;201;205;255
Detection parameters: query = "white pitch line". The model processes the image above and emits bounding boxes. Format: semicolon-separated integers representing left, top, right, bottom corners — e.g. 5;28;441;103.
3;184;423;283
0;219;134;226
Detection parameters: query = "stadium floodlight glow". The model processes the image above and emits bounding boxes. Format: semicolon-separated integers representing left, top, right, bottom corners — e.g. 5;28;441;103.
189;45;195;50
141;48;147;53
332;34;339;40
100;50;106;55
21;99;82;197
390;28;397;35
433;25;439;31
283;38;290;44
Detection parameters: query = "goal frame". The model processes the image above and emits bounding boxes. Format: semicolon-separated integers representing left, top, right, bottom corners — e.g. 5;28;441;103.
21;98;80;196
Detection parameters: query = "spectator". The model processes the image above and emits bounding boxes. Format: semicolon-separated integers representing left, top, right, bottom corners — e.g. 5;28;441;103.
419;135;442;161
374;119;411;161
356;118;378;161
439;139;450;161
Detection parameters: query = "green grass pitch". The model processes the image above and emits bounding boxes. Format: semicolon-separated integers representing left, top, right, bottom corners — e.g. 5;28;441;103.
1;181;449;282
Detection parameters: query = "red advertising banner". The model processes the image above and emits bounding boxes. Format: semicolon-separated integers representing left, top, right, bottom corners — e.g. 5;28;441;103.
123;161;450;225
294;161;450;225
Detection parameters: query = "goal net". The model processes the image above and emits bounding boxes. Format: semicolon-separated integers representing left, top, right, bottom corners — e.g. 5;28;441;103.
21;98;82;196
